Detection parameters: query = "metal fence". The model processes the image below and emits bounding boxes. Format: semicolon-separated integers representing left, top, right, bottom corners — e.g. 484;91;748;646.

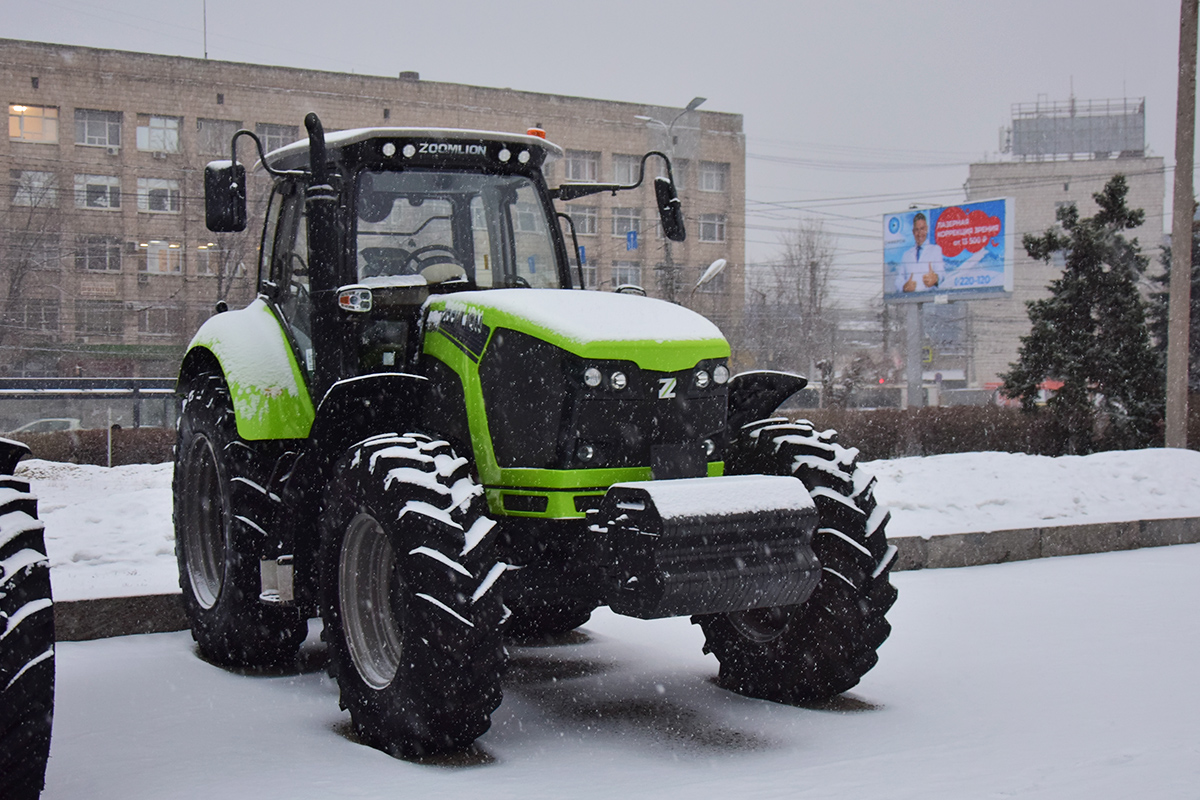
0;378;178;433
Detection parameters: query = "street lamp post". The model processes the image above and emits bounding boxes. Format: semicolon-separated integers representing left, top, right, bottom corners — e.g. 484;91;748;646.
634;97;706;303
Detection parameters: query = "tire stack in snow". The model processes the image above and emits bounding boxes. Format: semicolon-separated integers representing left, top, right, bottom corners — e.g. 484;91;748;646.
0;438;54;800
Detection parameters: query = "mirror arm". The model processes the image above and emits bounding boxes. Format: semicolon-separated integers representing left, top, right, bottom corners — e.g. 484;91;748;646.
556;212;586;289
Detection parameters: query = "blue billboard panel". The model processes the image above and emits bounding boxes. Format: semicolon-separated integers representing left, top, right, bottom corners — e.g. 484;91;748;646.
883;198;1014;302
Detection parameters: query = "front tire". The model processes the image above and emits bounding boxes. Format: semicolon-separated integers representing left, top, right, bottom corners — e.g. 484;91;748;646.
173;371;307;668
319;433;505;757
694;418;898;703
0;440;54;800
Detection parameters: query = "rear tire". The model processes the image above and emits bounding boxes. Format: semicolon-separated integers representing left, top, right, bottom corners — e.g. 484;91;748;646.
319;433;505;757
173;372;307;669
694;418;897;703
0;441;54;800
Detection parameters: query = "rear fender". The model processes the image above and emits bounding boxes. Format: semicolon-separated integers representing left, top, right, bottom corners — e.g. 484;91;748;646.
727;370;808;433
180;299;315;441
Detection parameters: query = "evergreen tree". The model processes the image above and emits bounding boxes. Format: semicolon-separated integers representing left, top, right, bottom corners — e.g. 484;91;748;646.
1147;209;1200;391
1001;175;1164;453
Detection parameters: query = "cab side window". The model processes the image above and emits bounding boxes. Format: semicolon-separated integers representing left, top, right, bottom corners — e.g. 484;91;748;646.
269;186;314;376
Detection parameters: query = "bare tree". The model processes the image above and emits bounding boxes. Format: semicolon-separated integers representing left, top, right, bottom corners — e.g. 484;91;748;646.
743;217;837;377
1;169;64;370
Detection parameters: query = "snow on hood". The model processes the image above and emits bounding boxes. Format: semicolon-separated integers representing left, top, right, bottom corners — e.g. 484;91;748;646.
431;289;727;347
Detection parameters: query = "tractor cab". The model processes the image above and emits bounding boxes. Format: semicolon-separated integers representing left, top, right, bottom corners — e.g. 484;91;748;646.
204;115;683;394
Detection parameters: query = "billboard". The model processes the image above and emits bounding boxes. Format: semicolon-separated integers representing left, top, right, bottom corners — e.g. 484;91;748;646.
883;198;1013;303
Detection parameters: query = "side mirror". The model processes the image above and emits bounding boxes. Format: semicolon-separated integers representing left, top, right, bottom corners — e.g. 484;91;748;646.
204;161;247;232
654;177;686;242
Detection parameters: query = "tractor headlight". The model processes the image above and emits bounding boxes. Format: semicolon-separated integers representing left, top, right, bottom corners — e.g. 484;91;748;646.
609;371;628;391
713;365;730;385
694;369;710;389
583;367;603;387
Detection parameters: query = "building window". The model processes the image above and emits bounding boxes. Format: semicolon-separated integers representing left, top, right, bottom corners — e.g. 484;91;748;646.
580;263;597;289
137;178;181;213
612;207;641;237
197;118;242;156
19;298;60;333
74;174;121;210
136;114;181;153
138;306;183;336
75;235;122;272
567;205;598;235
255;123;299;153
196;243;244;277
612;154;640;184
699;213;726;242
612;260;642;287
11;233;61;270
671;158;689;192
9;104;58;143
138;240;183;273
514;202;546;233
699;161;729;193
74;109;122;148
565;150;600;182
75;299;124;337
10;170;58;207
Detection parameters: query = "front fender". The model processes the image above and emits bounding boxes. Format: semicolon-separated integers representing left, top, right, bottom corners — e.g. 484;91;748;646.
181;298;316;440
727;370;808;433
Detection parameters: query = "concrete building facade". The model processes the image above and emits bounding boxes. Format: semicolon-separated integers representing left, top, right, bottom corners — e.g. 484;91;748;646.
1;38;745;377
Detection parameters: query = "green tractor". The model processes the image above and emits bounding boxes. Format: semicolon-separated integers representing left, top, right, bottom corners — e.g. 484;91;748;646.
175;113;896;757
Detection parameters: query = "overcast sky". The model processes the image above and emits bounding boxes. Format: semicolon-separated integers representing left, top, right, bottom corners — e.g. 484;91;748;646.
4;0;1193;308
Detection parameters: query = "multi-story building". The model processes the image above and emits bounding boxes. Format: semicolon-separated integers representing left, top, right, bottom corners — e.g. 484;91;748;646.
1;38;745;377
957;98;1165;389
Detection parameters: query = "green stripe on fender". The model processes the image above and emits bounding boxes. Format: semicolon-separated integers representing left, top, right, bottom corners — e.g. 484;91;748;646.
186;299;315;440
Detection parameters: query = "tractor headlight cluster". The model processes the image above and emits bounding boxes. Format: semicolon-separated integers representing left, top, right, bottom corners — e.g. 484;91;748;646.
609;371;628;391
694;369;710;389
713;365;730;385
583;367;603;387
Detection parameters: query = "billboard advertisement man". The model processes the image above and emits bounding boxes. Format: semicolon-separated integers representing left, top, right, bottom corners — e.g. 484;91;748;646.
897;213;944;293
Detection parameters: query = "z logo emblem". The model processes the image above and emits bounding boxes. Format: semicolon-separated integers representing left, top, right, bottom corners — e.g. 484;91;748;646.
658;377;677;399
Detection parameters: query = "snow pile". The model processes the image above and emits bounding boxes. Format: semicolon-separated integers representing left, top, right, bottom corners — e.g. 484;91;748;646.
19;459;176;601
866;448;1200;538
19;448;1200;601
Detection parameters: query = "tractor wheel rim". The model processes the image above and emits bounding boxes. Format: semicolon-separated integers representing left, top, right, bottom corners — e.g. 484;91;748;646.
185;436;224;609
728;606;792;644
340;513;403;690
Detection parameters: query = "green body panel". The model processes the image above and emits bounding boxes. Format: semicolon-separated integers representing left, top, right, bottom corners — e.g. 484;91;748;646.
423;291;730;519
185;299;316;441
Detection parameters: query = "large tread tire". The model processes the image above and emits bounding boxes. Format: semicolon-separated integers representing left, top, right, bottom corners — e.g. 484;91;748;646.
503;599;593;643
694;418;898;703
319;432;505;758
173;372;307;669
0;443;54;800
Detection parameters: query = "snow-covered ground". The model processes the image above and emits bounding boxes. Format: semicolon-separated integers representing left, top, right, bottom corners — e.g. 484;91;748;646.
43;544;1200;799
22;448;1200;601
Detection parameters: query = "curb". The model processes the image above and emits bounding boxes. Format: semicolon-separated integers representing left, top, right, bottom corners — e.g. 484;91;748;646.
889;516;1200;571
53;517;1200;642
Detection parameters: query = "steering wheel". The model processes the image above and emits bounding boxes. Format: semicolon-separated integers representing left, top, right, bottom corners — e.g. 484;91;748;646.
404;244;461;271
405;245;467;283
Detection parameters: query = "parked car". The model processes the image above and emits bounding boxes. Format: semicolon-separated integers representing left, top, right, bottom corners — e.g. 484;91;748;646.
7;418;83;435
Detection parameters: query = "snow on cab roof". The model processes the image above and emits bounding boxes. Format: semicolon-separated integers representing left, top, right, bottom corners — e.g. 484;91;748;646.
261;127;564;171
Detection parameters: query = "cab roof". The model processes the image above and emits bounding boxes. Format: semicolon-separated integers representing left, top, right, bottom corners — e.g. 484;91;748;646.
262;127;564;172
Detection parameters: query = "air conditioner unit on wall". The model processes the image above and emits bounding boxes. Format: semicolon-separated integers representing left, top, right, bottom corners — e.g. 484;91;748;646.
152;151;167;160
106;146;119;156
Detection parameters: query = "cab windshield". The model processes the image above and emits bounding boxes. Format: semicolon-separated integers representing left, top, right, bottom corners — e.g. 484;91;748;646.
355;169;564;289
